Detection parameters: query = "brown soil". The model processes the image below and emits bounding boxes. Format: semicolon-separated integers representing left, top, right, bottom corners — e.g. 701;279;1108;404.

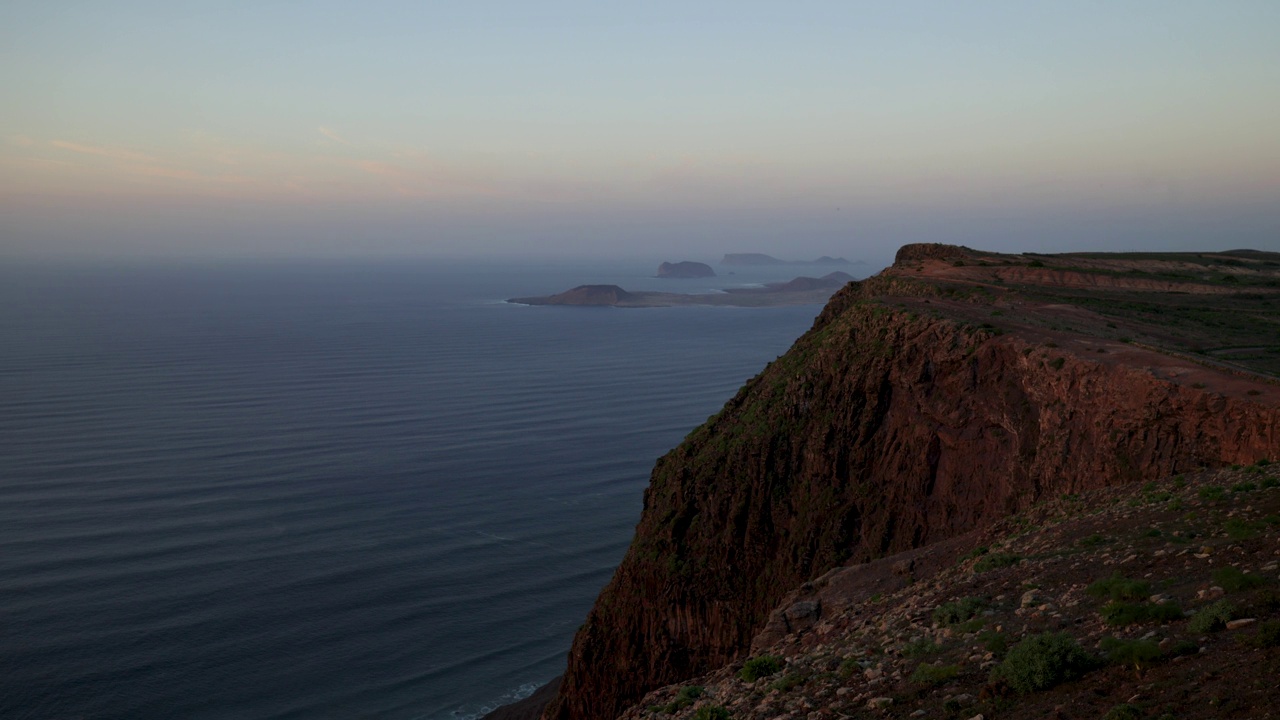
624;466;1280;720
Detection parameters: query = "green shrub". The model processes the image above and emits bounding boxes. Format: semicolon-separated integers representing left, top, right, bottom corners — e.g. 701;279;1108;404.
902;638;942;658
1078;533;1109;548
1189;600;1234;633
1199;486;1226;502
1263;477;1280;489
662;686;704;712
738;655;782;682
979;630;1008;657
1087;575;1151;602
1232;482;1258;493
769;673;804;692
1049;357;1066;370
1100;601;1183;625
1170;639;1200;657
837;657;860;678
933;597;987;626
974;553;1022;573
990;632;1097;694
1223;518;1260;540
693;706;730;720
1213;566;1266;592
1100;636;1164;672
911;663;960;686
1103;703;1143;720
1238;619;1280;648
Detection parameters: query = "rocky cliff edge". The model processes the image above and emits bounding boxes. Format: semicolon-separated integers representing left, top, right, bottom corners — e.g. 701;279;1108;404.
538;244;1280;720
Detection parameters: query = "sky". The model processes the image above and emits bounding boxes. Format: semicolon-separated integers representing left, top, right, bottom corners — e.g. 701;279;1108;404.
2;1;1278;260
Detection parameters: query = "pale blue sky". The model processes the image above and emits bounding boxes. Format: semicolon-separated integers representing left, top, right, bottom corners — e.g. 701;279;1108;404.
2;1;1278;259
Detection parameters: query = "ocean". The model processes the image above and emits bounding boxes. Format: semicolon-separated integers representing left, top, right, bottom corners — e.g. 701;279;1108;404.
0;258;847;719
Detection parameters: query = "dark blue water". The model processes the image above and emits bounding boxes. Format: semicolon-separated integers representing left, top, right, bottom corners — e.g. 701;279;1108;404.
0;259;843;719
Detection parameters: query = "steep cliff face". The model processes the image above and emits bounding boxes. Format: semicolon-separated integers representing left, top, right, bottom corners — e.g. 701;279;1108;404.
541;247;1280;720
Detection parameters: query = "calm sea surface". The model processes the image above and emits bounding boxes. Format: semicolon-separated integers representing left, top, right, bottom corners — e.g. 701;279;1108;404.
0;259;847;719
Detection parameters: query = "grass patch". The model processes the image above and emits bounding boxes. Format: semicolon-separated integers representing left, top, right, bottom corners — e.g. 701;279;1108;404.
1078;533;1109;548
1103;704;1144;720
1199;486;1227;502
973;553;1022;573
738;655;783;682
911;663;960;686
933;597;986;626
1087;575;1151;602
658;686;704;713
979;630;1009;657
902;638;943;658
1223;518;1261;540
1213;566;1267;592
1188;599;1234;633
769;672;805;692
1100;601;1184;625
990;632;1097;694
1100;636;1164;674
1237;619;1280;649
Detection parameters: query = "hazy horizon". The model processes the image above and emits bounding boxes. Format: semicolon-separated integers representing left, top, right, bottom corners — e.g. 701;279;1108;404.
4;1;1278;260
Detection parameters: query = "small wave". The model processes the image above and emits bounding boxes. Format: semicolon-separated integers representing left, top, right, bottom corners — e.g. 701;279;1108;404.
441;681;542;720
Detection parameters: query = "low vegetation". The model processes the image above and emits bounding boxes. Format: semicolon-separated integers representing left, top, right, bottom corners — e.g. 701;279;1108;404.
737;655;782;682
990;632;1097;694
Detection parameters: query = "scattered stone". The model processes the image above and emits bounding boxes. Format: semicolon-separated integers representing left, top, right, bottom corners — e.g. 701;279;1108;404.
867;697;893;709
1226;618;1257;630
1198;586;1226;600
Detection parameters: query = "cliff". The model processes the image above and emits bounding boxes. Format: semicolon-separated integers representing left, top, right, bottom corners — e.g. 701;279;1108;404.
625;464;1280;719
537;244;1280;720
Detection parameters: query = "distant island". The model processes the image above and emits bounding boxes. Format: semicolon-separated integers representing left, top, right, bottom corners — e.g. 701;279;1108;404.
721;253;851;266
655;261;715;278
508;272;853;308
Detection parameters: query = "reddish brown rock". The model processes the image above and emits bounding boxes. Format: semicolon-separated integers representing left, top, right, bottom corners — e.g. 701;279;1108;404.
540;245;1280;720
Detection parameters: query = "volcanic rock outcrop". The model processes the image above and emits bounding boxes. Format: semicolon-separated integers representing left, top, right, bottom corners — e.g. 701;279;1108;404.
535;245;1280;720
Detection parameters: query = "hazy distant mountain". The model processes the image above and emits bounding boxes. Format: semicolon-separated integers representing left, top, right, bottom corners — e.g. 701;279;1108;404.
722;253;851;266
656;261;715;278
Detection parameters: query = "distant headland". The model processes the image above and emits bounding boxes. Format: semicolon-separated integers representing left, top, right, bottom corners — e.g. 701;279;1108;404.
721;253;852;266
656;261;715;278
508;272;854;308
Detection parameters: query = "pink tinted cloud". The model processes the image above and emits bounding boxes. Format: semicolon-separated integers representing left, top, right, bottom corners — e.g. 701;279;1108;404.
317;126;350;145
50;140;156;163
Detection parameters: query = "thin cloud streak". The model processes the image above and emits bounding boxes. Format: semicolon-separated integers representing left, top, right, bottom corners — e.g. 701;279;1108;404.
317;126;350;145
50;140;156;163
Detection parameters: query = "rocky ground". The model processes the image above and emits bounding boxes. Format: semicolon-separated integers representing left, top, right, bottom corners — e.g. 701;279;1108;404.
623;463;1280;720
